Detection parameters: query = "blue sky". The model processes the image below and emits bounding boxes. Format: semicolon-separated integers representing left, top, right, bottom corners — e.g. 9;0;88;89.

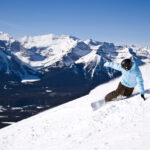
0;0;150;46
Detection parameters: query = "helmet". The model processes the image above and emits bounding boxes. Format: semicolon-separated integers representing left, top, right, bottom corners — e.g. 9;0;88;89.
121;59;132;70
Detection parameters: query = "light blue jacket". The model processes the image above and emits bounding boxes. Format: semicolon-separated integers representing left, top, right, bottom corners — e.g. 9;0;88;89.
104;62;144;94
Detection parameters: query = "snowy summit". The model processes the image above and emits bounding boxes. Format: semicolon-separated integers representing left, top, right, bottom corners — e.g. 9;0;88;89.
17;34;80;68
0;31;15;43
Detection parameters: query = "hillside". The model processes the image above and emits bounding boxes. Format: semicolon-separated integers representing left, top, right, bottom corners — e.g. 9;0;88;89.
0;64;150;150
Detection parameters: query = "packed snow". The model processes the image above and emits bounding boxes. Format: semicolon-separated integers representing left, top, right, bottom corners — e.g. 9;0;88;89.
0;63;150;150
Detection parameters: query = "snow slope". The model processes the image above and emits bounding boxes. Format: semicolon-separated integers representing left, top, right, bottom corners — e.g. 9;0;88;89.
0;64;150;150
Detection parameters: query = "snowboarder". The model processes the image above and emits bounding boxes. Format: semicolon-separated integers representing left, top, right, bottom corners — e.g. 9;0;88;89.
104;58;146;101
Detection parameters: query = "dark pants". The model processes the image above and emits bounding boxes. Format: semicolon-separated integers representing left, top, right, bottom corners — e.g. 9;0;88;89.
105;82;134;102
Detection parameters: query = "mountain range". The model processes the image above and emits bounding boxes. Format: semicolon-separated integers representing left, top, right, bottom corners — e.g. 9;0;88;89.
0;31;150;127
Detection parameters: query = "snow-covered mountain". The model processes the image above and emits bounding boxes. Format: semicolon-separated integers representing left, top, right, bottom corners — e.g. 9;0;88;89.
0;32;15;43
0;31;150;128
1;31;149;80
0;32;39;81
0;63;150;150
17;34;91;69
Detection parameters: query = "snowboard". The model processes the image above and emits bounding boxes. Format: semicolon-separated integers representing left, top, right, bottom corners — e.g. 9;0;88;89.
91;96;126;111
91;95;127;111
91;99;105;111
91;94;139;111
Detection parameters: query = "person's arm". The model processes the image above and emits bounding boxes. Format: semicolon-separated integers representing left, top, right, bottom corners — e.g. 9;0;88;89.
104;62;122;71
136;68;145;100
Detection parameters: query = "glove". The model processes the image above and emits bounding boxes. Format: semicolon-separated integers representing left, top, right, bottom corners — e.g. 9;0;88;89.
141;94;146;101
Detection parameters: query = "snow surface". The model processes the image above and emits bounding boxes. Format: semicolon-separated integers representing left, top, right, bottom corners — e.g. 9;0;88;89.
0;64;150;150
21;76;40;83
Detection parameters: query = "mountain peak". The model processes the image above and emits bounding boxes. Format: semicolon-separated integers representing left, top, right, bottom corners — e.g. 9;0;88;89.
0;31;15;43
19;33;78;49
85;39;103;46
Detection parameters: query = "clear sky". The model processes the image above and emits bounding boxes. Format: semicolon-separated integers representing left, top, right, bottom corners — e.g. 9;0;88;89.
0;0;150;46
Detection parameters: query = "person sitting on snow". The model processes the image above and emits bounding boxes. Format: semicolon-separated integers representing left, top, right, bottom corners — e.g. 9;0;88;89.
104;58;145;101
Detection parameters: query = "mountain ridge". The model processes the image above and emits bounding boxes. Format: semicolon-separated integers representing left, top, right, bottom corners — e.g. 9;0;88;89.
0;31;150;128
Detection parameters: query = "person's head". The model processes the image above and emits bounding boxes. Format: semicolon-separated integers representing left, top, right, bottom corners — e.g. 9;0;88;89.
121;59;132;71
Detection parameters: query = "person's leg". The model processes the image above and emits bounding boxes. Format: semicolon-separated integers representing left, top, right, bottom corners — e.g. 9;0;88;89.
105;82;123;102
121;86;134;97
105;82;134;102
